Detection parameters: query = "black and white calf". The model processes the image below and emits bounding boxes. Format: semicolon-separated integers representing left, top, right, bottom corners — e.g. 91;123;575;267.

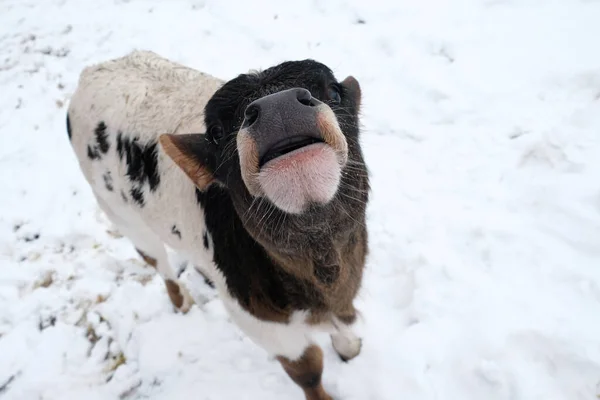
67;50;370;400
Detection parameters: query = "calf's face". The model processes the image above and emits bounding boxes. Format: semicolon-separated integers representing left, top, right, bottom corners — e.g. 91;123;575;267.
161;60;367;249
236;86;349;214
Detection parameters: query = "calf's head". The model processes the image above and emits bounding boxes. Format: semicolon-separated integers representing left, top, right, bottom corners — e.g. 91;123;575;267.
237;86;349;213
160;60;368;252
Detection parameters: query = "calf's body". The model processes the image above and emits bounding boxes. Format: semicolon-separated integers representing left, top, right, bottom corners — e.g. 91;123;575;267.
68;50;369;400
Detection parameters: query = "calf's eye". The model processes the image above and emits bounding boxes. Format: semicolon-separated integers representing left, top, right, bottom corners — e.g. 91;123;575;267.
209;125;224;144
328;85;341;103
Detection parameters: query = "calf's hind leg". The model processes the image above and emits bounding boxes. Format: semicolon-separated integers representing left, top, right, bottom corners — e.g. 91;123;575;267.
134;245;194;313
95;195;195;313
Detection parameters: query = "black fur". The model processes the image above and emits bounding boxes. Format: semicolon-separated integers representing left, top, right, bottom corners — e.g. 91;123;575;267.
117;134;160;192
87;122;110;160
172;225;182;239
103;171;113;192
199;185;326;312
202;231;209;249
195;187;205;207
95;122;110;154
120;190;128;203
66;113;72;141
130;186;144;206
116;132;124;159
87;145;100;160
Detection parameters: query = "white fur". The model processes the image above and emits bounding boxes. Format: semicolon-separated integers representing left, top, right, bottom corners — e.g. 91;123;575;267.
68;50;361;363
69;51;223;312
208;269;333;360
258;143;342;214
331;316;362;361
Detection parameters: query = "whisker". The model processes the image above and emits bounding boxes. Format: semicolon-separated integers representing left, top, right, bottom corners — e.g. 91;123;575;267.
338;191;367;206
337;202;365;228
255;199;275;238
242;195;261;222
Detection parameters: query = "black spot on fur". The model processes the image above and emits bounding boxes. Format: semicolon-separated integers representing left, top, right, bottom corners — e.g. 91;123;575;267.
87;145;100;160
202;231;209;249
116;132;124;159
103;171;113;191
95;122;110;154
120;190;128;203
130;186;144;206
66;113;72;141
172;225;181;239
142;142;160;191
117;134;160;192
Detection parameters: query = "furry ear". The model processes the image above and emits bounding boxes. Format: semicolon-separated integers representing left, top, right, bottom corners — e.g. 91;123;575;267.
159;133;215;190
341;76;361;113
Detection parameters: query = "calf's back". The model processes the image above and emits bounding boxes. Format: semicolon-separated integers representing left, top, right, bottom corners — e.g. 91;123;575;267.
68;51;223;255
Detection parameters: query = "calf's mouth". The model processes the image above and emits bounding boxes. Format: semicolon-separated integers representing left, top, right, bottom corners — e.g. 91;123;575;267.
259;135;325;168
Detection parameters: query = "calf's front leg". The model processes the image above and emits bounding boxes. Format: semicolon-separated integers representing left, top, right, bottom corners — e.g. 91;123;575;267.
223;305;335;400
331;307;362;362
277;345;332;400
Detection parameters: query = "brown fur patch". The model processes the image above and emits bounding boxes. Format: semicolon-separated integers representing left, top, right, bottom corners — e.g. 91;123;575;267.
248;301;290;324
159;134;214;190
136;248;157;268
236;129;262;196
277;345;332;400
306;310;328;326
164;279;184;309
316;107;348;165
262;225;367;327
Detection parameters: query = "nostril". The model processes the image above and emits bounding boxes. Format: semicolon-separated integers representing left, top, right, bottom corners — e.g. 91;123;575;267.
243;104;259;128
296;89;316;107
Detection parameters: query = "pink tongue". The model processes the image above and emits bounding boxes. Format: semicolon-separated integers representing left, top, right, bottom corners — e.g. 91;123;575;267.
257;143;341;214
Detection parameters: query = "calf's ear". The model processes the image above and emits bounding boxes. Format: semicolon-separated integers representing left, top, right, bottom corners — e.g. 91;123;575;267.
341;76;361;113
159;133;215;190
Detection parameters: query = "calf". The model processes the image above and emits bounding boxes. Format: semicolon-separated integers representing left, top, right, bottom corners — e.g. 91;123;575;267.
67;50;370;400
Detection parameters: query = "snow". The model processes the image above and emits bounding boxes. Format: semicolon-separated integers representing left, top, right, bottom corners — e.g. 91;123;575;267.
1;0;600;398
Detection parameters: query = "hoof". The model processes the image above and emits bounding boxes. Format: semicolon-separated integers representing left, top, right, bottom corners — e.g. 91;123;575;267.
165;279;195;314
331;335;362;363
177;284;195;314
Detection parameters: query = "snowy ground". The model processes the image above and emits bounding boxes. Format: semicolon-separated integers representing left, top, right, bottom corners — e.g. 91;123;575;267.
1;0;600;399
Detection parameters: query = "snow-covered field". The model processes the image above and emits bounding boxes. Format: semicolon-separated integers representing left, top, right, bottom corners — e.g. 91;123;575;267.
1;0;600;398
